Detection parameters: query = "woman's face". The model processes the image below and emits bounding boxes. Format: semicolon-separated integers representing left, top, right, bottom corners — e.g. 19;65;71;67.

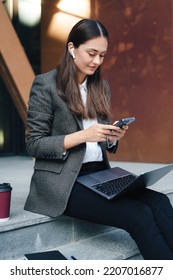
70;36;108;84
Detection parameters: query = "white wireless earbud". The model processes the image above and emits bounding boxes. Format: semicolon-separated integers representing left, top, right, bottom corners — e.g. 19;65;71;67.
70;48;75;59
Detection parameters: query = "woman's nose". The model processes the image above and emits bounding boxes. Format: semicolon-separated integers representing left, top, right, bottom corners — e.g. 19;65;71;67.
92;55;102;65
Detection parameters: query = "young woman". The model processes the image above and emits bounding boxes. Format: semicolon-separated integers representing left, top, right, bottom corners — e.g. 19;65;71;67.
24;19;173;260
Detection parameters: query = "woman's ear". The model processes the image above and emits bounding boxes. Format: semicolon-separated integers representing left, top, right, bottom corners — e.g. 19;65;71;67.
68;42;75;59
69;48;75;59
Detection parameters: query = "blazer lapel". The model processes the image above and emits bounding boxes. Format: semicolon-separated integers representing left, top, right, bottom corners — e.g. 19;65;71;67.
97;116;108;125
74;116;108;130
73;115;83;130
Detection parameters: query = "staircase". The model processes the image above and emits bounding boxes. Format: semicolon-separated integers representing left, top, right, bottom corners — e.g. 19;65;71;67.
0;156;173;260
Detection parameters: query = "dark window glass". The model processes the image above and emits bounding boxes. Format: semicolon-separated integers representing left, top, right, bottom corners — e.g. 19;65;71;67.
0;77;26;156
0;3;40;156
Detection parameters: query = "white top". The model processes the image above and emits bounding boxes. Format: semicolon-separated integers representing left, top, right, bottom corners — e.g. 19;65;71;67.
79;80;103;163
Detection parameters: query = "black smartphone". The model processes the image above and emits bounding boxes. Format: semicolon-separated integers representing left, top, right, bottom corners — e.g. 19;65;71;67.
114;117;135;128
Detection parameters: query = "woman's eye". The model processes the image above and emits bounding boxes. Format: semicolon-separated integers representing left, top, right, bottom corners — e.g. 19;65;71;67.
88;53;105;59
89;53;95;57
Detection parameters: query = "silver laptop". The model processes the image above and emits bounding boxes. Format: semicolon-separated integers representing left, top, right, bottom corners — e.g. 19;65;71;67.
76;163;173;200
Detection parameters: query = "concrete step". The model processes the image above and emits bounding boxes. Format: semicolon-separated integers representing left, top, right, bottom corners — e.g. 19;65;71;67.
53;227;143;260
0;156;173;260
0;213;116;260
0;214;142;260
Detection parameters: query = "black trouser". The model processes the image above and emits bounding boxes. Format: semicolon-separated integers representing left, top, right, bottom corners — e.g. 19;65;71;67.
64;162;173;260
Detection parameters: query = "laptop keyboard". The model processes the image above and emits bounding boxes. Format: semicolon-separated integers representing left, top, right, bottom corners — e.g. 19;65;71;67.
94;174;137;196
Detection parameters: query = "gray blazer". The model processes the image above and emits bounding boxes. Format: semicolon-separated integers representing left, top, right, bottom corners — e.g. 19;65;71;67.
24;69;118;217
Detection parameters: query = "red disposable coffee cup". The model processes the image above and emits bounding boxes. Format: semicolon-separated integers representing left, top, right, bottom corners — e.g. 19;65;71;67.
0;183;12;222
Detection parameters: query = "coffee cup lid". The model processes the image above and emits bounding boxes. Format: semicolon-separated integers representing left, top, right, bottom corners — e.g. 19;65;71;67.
0;183;12;192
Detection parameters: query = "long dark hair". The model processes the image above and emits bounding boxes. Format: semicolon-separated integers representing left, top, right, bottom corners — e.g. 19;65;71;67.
57;18;110;119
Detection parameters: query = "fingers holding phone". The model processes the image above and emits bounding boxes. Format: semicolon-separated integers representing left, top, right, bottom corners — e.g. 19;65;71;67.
110;117;135;142
108;124;127;143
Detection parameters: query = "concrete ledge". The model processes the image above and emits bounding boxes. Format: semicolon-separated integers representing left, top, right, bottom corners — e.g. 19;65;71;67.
0;215;114;260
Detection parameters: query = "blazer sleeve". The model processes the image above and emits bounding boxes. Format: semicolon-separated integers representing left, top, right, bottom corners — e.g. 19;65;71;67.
26;74;69;160
106;140;119;153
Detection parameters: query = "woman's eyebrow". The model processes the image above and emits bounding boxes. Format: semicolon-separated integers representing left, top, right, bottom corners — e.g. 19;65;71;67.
86;48;107;53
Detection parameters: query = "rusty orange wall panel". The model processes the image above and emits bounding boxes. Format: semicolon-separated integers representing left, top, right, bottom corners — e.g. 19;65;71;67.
95;0;173;163
41;0;173;163
0;2;35;125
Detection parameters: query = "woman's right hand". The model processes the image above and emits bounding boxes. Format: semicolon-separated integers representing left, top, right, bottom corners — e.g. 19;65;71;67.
64;123;127;150
83;123;127;142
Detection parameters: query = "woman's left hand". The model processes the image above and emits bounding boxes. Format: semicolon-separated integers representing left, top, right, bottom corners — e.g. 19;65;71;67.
108;124;128;144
